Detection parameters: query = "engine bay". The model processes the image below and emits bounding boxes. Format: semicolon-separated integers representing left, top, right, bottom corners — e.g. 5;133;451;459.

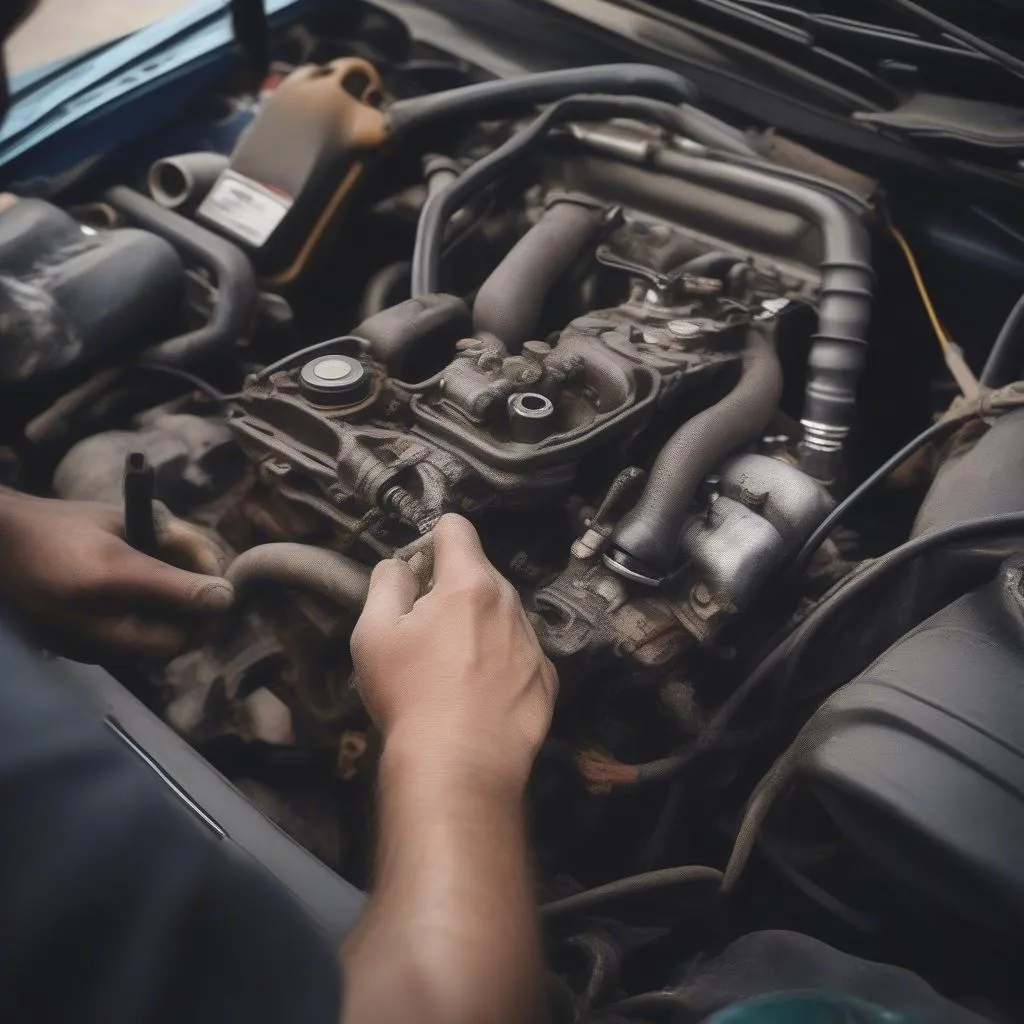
5;3;1024;1017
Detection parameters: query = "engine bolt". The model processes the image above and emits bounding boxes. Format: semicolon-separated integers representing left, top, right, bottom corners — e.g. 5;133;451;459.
668;319;702;339
691;582;713;608
739;485;769;511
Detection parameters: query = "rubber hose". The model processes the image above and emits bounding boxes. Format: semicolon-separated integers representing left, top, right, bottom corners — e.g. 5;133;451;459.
388;64;696;135
148;152;230;213
981;290;1024;387
679;251;744;278
650;148;873;483
227;543;371;612
606;326;783;582
411;94;735;297
540;865;723;921
472;194;607;351
353;293;471;379
359;261;411;320
105;186;257;365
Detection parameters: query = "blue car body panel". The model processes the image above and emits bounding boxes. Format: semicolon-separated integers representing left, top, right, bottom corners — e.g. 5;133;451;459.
0;0;330;190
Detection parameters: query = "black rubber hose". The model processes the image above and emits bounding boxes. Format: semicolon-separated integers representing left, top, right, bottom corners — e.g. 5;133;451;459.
359;261;411;320
353;293;471;379
981;290;1024;387
388;63;696;135
605;326;783;583
649;148;873;484
472;194;607;351
540;865;722;921
679;251;744;278
227;543;371;612
105;186;257;365
411;94;736;297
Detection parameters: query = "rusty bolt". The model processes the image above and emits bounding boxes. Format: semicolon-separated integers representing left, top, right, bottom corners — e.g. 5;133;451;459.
739;484;769;511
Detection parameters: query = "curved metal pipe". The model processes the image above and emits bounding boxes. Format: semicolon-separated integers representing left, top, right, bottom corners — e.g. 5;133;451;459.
227;543;371;612
148;152;230;213
606;326;784;583
105;186;257;365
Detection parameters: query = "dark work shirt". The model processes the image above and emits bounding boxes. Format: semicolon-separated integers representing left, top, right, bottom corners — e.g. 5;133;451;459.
0;624;341;1023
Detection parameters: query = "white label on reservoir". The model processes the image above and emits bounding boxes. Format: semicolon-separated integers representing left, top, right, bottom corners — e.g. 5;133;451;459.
197;170;292;248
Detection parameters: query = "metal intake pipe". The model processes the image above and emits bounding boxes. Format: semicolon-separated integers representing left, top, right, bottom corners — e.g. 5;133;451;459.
605;326;784;584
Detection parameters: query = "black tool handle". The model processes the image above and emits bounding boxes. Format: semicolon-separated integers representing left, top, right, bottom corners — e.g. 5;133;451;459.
123;452;158;556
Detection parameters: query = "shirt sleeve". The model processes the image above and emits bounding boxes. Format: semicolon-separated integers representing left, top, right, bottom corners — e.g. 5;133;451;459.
0;622;342;1024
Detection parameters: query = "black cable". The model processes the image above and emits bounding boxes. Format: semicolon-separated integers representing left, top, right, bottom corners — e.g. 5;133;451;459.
755;833;878;933
982;291;1024;387
874;0;1024;83
593;990;689;1022
134;362;235;403
540;865;722;921
786;416;967;579
410;94;727;296
629;511;1024;786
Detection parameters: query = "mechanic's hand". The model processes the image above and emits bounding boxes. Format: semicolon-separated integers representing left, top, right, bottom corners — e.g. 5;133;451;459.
351;514;558;787
0;491;233;662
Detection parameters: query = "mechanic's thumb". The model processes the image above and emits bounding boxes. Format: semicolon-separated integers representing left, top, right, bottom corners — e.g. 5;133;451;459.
356;559;419;633
153;502;230;576
430;513;490;589
114;554;235;613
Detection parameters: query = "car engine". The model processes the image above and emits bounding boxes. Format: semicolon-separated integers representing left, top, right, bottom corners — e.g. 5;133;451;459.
5;6;1024;1018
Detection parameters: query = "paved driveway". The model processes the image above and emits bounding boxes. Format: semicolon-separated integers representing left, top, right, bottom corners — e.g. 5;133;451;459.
7;0;196;73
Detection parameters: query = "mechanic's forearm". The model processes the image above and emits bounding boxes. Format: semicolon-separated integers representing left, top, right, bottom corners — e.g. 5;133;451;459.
341;736;544;1024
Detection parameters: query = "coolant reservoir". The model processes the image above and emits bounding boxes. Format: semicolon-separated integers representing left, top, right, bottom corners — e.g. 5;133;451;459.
197;58;387;284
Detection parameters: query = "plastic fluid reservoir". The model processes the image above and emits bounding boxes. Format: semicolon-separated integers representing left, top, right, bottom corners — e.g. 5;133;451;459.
197;58;387;284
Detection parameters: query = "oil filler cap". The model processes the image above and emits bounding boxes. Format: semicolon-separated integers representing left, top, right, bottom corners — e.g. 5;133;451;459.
299;354;371;406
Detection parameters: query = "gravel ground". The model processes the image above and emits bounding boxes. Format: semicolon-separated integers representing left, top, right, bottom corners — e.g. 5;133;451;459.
7;0;195;73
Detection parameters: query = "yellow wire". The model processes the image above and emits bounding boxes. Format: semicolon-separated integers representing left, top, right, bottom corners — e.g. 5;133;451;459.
889;221;981;398
888;223;954;355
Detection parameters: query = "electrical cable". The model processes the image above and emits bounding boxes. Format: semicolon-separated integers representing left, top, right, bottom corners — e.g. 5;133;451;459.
618;511;1024;788
593;990;689;1021
889;222;980;397
754;832;879;933
540;865;723;921
786;415;969;579
134;363;237;404
981;290;1024;388
874;0;1024;83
